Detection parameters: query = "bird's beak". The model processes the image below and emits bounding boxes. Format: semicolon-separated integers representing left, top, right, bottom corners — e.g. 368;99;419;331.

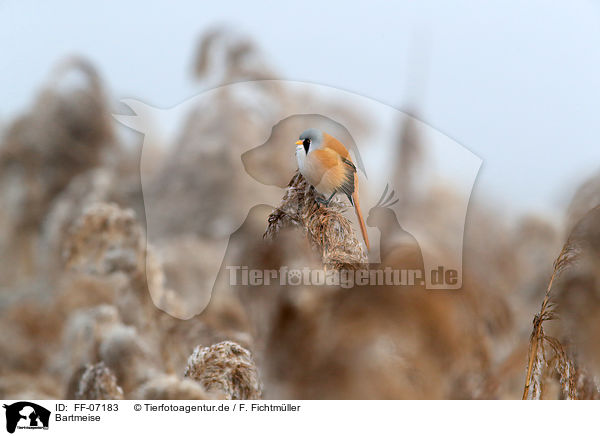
295;140;303;145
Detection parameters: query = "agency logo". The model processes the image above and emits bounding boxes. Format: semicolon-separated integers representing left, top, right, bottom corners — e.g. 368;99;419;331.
3;402;50;433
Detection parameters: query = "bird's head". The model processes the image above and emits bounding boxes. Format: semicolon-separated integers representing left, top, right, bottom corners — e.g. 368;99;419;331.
295;128;324;154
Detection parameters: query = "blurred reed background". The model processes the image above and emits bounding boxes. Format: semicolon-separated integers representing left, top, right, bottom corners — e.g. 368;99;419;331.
1;21;600;400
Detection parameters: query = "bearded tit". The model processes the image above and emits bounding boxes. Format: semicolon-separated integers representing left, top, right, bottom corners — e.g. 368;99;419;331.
295;128;369;251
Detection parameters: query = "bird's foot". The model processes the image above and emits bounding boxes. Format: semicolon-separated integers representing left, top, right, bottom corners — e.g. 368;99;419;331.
315;196;329;206
314;190;337;207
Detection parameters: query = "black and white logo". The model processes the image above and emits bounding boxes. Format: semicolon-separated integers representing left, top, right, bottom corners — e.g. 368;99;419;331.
3;402;50;434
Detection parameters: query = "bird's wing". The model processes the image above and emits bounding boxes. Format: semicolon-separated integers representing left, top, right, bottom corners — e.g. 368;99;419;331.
322;133;351;159
313;146;369;250
311;147;340;171
310;148;353;197
338;157;357;202
341;156;356;172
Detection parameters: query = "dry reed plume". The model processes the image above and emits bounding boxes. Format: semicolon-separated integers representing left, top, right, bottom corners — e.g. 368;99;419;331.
74;362;124;400
265;171;368;270
185;341;262;400
523;206;600;399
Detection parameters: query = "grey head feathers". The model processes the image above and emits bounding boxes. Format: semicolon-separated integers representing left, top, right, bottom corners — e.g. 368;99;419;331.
298;128;323;153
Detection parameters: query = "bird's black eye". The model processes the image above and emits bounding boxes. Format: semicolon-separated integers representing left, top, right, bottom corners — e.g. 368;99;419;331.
303;138;310;153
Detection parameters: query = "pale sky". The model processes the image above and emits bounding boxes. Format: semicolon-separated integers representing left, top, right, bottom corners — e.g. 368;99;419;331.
1;0;600;217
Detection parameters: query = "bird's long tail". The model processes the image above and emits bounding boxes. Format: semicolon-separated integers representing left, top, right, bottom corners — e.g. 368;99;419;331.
352;191;370;251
